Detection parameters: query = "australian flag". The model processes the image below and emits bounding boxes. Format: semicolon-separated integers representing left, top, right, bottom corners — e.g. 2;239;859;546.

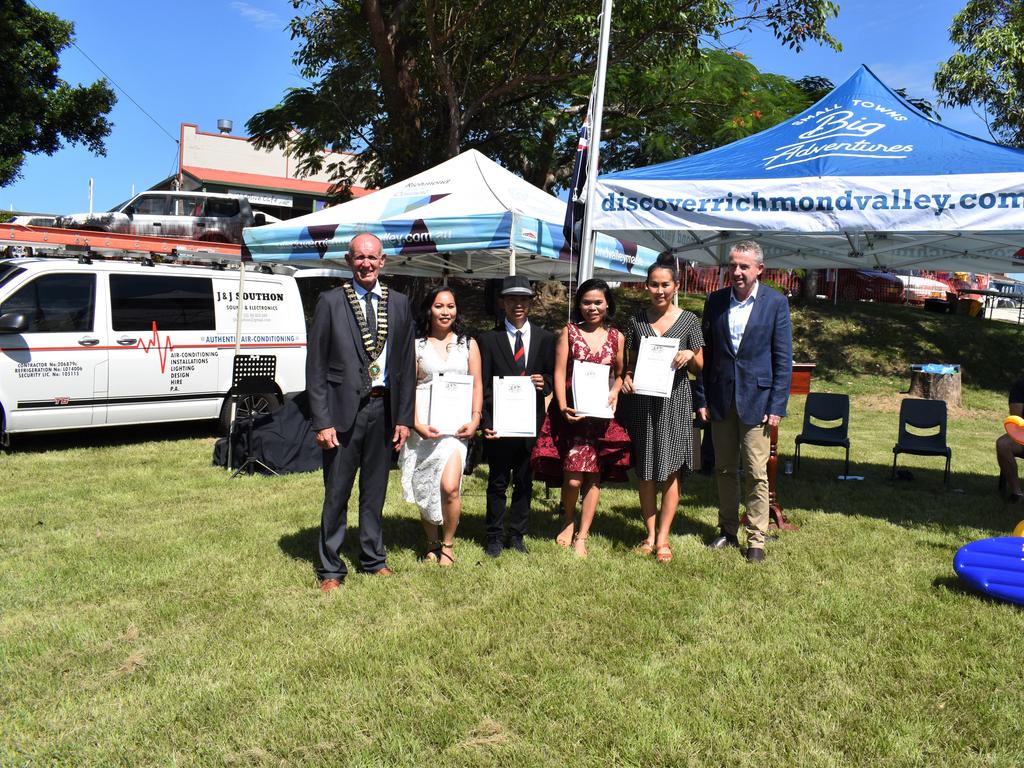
560;98;593;271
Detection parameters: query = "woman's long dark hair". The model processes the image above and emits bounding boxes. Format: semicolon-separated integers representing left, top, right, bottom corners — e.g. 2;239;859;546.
416;286;468;343
572;278;616;324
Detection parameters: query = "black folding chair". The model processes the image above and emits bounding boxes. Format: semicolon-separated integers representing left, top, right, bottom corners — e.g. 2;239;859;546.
227;354;279;477
794;392;851;476
892;398;951;487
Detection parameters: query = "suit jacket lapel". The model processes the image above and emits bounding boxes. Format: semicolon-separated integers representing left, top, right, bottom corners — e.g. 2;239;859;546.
344;286;369;361
717;293;736;357
497;327;519;373
524;328;544;372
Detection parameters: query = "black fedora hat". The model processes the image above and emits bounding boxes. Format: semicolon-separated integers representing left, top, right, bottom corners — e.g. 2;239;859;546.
500;275;534;297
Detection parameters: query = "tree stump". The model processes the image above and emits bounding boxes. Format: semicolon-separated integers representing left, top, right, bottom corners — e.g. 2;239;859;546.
908;367;961;408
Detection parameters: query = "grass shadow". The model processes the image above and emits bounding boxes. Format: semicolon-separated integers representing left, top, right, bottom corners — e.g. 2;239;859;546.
932;574;1020;608
773;454;1019;534
9;420;219;453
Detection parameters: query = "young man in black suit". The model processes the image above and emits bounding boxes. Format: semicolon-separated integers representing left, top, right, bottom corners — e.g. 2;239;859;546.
478;275;555;557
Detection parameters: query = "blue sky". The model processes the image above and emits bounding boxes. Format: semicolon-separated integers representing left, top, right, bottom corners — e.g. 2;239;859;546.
8;0;986;215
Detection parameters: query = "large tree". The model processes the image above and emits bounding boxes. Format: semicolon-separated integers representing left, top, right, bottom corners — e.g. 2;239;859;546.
935;0;1024;146
248;0;839;195
0;0;116;187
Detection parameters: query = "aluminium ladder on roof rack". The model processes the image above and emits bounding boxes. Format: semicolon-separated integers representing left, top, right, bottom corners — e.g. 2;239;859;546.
1;223;244;260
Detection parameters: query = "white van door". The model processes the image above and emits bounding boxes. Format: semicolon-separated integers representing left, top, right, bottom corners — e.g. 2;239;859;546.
106;272;222;425
0;270;107;432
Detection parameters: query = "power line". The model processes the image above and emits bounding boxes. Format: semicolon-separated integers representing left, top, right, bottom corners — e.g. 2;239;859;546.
28;1;179;146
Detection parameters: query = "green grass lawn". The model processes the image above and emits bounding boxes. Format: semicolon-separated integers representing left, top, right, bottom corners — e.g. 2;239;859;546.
4;305;1024;765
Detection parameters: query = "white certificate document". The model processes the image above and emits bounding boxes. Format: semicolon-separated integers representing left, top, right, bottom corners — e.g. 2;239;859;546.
632;336;680;398
492;376;537;437
428;373;474;435
571;361;613;418
415;383;432;425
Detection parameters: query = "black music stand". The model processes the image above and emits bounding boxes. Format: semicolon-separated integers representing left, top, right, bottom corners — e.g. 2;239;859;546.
228;354;279;477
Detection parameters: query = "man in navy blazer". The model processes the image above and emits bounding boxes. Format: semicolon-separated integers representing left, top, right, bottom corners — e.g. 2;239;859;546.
699;240;792;563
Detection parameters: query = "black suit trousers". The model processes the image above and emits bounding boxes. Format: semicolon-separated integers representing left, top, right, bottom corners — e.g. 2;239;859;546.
485;438;534;541
317;397;390;579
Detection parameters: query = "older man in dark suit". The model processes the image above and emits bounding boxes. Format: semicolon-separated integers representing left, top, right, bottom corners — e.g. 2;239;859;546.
306;232;415;590
699;240;792;563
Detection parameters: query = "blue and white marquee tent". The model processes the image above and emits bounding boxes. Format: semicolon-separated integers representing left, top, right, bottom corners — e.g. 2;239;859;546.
244;149;657;280
593;66;1024;274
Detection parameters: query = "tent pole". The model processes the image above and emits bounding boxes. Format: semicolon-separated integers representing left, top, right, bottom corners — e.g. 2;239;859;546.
578;0;613;282
509;210;517;276
717;237;727;291
674;255;680;307
227;263;246;473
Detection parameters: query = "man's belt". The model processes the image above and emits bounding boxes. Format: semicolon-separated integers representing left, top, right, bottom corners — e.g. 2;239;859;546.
368;386;389;398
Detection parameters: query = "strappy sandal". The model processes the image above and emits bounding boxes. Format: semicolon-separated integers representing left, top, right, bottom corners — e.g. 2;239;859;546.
423;539;441;562
438;542;456;567
635;540;655;556
655;543;673;563
572;534;588;559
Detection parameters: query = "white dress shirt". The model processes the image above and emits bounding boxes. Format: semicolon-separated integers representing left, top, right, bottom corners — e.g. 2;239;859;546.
353;281;388;386
504;318;532;366
727;281;760;352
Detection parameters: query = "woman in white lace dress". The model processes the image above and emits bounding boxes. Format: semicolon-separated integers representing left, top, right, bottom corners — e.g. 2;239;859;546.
400;287;482;565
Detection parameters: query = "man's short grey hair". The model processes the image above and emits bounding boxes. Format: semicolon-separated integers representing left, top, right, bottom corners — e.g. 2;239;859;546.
730;240;763;265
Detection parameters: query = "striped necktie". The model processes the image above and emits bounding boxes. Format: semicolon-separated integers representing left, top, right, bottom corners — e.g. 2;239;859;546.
514;330;526;375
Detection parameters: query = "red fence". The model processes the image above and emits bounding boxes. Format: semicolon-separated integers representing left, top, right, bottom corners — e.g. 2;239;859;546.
683;266;802;297
681;267;965;305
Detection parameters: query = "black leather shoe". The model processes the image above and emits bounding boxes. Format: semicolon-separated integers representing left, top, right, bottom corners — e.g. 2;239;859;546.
484;539;503;558
708;533;740;550
746;547;765;564
506;537;529;554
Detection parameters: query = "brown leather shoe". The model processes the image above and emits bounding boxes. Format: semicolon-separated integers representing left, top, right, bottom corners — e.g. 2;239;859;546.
370;567;395;576
319;578;342;593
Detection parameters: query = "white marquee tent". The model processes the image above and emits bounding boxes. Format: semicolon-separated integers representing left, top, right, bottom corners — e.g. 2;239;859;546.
244;149;657;280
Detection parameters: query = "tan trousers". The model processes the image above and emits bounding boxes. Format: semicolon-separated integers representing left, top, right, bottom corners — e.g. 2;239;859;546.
710;405;771;549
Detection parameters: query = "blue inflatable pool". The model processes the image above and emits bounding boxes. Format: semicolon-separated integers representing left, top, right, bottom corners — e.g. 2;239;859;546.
953;537;1024;606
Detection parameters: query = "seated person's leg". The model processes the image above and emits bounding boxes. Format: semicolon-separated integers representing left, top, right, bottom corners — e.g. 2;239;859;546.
996;433;1023;497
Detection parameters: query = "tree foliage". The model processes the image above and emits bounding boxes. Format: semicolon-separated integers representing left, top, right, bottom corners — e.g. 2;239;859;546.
935;0;1024;145
248;0;840;195
598;50;816;174
0;0;116;187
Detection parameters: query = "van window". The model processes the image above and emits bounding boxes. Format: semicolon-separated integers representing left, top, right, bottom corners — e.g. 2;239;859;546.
0;273;95;332
295;276;343;328
130;195;168;216
205;197;240;217
0;265;25;290
110;274;215;331
172;196;206;217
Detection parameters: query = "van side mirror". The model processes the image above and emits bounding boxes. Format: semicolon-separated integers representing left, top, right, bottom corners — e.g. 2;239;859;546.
0;312;28;334
254;213;266;226
123;205;134;216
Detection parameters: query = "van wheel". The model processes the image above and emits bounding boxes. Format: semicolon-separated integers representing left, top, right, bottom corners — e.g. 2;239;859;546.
219;391;282;434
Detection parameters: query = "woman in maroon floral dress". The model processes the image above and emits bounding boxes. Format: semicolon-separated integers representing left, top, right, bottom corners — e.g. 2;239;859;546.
531;279;631;557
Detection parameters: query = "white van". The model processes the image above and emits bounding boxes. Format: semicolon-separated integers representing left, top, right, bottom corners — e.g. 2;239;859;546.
0;256;346;445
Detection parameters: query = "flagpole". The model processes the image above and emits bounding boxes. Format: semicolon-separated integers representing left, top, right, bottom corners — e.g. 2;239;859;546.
577;0;613;283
